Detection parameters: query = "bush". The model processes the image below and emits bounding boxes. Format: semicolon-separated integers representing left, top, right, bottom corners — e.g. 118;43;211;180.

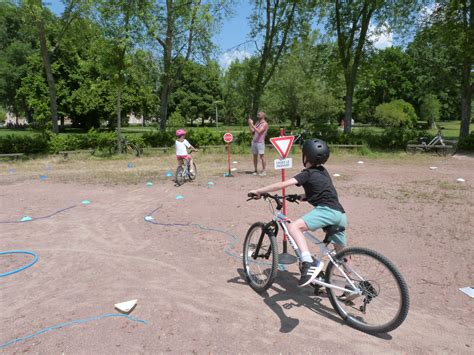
236;130;252;145
375;100;418;128
142;130;175;147
186;128;222;147
87;128;117;153
48;134;89;154
168;110;186;129
458;132;474;151
0;134;49;154
419;94;441;129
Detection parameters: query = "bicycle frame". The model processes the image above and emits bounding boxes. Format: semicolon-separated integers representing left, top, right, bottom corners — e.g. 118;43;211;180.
269;201;360;296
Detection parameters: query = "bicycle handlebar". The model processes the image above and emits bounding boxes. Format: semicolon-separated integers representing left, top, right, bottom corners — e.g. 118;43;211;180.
247;192;300;204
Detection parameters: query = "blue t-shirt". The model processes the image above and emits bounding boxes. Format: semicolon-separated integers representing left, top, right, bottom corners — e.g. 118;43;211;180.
294;166;345;213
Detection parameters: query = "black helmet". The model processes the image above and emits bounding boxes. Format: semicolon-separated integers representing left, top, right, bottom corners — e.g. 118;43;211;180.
302;139;330;166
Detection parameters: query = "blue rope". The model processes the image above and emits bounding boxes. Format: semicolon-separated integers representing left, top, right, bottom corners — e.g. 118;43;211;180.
0;205;77;224
144;207;240;260
0;250;39;277
0;314;147;350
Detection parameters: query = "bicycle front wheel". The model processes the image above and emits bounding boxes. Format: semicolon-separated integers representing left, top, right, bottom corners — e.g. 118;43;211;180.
175;166;185;186
325;247;409;334
243;222;278;293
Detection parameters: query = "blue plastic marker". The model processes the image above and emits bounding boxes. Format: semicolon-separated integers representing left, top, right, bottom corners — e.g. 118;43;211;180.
81;200;91;205
207;181;215;188
146;181;153;186
8;169;16;173
20;216;33;222
176;195;184;200
165;170;173;177
127;163;134;168
39;175;47;181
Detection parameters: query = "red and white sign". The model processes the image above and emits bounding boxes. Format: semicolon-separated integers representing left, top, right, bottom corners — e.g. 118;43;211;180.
270;135;295;158
223;132;233;143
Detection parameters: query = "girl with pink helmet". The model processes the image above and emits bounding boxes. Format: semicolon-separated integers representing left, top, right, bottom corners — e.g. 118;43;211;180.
175;129;197;176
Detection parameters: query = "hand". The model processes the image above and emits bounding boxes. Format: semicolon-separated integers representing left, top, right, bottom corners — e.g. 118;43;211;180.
247;118;253;126
248;190;261;199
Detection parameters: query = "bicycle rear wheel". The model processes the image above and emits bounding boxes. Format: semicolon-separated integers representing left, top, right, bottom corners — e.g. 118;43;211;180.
188;162;197;180
243;222;278;293
175;166;185;186
325;247;409;334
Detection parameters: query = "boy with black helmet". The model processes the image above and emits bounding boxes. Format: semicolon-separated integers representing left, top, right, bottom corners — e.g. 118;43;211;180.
249;138;346;287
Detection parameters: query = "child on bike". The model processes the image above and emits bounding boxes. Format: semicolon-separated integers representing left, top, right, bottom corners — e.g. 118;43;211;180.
249;139;347;287
175;129;197;176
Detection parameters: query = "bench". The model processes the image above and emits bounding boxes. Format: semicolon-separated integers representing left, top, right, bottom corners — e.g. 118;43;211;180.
58;150;94;159
406;144;454;151
0;153;24;160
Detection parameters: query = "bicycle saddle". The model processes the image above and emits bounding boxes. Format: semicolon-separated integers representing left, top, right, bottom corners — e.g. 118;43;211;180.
323;225;345;236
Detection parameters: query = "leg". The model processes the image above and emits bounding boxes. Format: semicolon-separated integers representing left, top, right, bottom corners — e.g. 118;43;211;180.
287;218;324;287
188;156;194;172
259;153;266;174
253;154;258;174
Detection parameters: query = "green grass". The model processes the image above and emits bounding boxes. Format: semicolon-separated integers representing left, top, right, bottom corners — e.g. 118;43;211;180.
428;121;474;140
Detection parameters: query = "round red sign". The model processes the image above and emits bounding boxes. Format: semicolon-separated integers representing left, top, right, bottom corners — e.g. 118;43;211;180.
223;132;233;143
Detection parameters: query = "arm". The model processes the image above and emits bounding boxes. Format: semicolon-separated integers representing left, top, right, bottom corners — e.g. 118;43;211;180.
249;120;268;134
249;178;299;198
247;118;255;133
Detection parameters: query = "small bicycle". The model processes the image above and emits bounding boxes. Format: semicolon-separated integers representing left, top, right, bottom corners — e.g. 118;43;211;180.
243;193;410;334
175;153;197;186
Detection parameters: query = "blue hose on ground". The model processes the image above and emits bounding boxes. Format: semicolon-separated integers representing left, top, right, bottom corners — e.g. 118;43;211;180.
0;250;39;277
144;206;240;261
0;205;77;224
0;314;148;349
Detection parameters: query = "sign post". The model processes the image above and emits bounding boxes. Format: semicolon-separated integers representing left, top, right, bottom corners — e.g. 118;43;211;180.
223;129;233;177
270;129;296;265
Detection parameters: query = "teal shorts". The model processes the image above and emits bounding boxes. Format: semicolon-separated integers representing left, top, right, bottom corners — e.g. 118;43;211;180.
302;206;347;245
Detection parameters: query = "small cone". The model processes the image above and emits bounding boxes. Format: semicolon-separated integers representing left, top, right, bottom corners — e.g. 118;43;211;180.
114;299;137;314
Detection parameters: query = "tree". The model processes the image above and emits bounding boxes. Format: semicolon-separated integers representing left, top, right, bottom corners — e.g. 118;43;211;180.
146;0;227;130
96;0;148;152
326;0;425;133
429;0;473;139
248;0;312;120
420;94;441;128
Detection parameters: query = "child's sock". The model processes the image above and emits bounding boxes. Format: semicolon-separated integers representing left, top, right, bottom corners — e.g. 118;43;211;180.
301;251;313;263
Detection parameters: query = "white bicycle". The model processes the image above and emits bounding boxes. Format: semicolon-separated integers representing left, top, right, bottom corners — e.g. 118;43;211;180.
243;193;410;334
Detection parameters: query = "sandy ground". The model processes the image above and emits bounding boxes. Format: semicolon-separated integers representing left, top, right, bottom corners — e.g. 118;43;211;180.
0;152;473;354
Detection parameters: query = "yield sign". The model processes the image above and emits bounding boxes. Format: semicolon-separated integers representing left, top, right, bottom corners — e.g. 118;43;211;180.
270;135;295;158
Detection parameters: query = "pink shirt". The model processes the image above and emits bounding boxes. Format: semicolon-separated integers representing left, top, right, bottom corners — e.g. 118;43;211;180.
252;120;268;143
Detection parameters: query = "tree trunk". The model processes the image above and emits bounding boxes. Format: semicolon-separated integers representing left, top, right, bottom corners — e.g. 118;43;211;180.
37;18;58;133
117;85;122;154
459;58;472;139
344;78;355;134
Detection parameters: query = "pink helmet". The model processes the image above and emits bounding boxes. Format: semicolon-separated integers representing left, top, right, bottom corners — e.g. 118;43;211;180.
176;129;186;136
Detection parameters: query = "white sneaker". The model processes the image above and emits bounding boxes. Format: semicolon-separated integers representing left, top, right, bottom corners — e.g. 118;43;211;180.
259;171;267;176
252;171;258;176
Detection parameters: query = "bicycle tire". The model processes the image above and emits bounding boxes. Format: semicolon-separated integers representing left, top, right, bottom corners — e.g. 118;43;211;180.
175;166;185;186
243;222;278;293
188;162;197;181
325;247;409;334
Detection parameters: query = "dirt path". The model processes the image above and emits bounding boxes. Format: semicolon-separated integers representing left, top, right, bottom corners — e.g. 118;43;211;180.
0;154;473;353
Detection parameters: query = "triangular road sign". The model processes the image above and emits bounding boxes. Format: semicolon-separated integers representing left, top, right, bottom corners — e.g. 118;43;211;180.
270;136;295;158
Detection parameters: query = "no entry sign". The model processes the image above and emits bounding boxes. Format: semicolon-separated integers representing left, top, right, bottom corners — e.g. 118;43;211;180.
223;132;233;143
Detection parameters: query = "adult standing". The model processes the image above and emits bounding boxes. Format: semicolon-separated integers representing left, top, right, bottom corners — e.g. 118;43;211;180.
248;111;269;176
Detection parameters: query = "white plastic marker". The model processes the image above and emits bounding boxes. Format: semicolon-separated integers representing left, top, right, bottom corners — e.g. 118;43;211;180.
231;167;237;171
144;216;154;221
146;181;153;186
459;287;474;298
456;178;466;183
333;173;341;177
207;181;215;188
114;299;138;314
232;161;238;164
357;161;364;164
430;167;438;170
